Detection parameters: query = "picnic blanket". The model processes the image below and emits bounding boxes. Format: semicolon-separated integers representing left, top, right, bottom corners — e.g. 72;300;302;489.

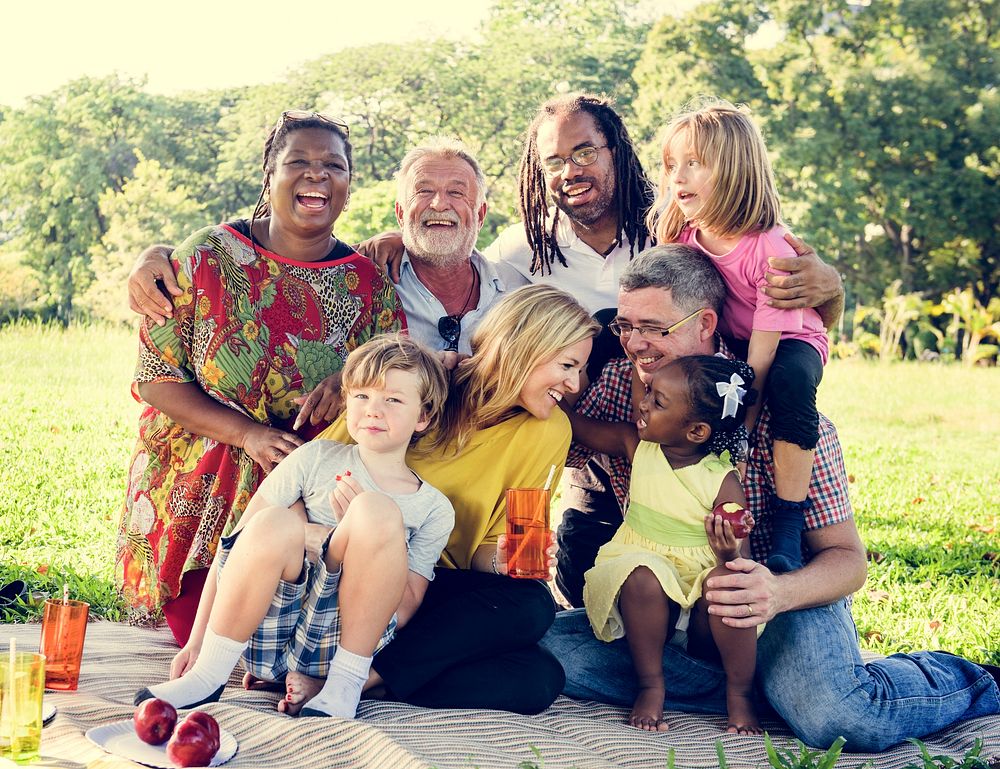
5;621;998;769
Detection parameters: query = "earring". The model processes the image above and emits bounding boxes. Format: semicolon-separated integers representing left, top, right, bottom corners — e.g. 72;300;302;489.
343;192;351;212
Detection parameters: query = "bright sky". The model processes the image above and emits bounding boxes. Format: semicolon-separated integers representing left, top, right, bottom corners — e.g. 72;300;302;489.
1;0;497;107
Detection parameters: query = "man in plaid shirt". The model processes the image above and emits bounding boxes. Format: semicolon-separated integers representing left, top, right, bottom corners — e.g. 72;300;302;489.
542;244;1000;750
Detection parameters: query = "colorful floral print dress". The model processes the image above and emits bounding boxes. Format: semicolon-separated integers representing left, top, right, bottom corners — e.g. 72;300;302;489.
117;222;404;623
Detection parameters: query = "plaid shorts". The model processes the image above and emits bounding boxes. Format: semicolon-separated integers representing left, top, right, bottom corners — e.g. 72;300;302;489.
215;530;397;682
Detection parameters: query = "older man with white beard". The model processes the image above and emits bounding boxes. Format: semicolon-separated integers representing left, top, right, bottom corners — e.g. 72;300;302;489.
389;138;509;358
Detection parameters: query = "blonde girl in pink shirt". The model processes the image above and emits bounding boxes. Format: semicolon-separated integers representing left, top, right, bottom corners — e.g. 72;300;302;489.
647;100;829;573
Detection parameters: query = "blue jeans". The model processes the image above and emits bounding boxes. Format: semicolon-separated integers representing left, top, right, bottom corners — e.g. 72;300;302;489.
542;601;1000;751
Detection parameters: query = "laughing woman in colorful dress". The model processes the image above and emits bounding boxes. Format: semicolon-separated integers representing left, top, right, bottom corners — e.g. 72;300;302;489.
118;111;404;646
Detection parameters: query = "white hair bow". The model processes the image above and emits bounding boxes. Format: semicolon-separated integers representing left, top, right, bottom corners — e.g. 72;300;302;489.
716;373;746;419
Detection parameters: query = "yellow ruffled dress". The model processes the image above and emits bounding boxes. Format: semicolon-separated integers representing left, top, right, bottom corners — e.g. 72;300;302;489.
583;441;732;642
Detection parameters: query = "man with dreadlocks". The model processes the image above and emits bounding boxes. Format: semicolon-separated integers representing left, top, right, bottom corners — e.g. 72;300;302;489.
484;93;653;314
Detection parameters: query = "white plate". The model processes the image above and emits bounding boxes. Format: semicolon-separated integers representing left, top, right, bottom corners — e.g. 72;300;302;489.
85;718;237;768
42;700;56;725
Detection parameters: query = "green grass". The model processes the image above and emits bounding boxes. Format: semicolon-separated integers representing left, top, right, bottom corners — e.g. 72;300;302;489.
818;360;1000;664
0;321;140;619
1;323;998;665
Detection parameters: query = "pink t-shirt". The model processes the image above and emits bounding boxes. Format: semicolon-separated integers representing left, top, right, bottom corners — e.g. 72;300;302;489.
679;225;829;364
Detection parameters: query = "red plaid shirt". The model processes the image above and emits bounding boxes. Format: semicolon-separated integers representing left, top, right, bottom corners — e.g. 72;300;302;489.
567;346;853;562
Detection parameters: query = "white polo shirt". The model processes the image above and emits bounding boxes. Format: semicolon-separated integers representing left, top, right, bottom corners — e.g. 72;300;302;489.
484;216;638;314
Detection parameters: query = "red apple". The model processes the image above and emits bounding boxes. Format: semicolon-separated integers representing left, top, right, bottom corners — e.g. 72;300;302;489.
712;502;755;539
183;711;220;749
166;715;219;768
133;698;178;746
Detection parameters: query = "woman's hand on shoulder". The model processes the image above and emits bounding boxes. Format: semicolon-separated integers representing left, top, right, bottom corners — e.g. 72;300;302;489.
437;351;467;372
128;244;180;326
242;425;303;474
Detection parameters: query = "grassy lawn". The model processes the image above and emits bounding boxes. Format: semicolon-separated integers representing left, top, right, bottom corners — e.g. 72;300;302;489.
1;322;997;664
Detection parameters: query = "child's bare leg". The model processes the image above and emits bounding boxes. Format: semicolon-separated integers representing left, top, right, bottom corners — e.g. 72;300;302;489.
691;568;762;735
140;506;306;708
619;566;675;731
299;491;407;719
767;441;814;573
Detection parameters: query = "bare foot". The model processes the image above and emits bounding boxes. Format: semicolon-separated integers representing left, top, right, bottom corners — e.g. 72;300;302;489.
277;671;323;716
242;672;284;692
629;686;669;732
725;691;763;735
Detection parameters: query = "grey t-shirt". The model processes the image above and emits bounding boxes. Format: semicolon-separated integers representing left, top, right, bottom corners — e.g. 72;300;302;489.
256;441;454;581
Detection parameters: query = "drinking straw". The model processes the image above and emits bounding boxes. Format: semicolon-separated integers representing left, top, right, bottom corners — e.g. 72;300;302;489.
542;464;557;492
62;583;69;605
534;464;556;524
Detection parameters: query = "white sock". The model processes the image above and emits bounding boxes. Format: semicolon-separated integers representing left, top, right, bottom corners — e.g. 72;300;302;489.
301;647;373;718
148;627;247;708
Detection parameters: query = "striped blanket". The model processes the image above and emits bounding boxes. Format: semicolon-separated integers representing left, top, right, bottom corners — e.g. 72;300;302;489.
6;622;999;768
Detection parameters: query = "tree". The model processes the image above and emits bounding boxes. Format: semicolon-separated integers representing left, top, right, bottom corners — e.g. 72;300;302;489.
632;0;1000;303
82;153;206;324
768;0;1000;303
631;1;769;145
292;0;651;237
0;75;225;322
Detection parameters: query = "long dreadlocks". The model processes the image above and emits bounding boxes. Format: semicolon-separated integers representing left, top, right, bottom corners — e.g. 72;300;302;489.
518;93;654;276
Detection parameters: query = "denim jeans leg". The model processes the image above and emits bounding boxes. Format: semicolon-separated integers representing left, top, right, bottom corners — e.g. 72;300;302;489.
758;599;1000;751
541;608;729;714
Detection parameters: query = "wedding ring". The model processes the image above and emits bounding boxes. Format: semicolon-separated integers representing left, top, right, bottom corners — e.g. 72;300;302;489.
745;603;753;617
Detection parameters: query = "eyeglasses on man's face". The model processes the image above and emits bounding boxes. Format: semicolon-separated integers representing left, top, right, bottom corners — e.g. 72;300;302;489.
437;315;461;352
608;308;705;339
277;110;350;138
541;144;608;175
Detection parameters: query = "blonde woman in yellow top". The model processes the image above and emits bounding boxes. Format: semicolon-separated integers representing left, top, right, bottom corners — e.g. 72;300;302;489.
295;284;600;715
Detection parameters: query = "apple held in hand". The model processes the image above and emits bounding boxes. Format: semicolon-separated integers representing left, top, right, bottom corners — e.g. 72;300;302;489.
166;711;221;768
713;502;755;539
133;698;178;746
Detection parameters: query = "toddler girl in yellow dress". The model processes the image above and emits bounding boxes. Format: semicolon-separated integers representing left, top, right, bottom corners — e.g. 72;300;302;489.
567;354;761;735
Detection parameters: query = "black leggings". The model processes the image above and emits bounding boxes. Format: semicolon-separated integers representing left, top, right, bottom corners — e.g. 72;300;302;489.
371;567;564;714
726;337;824;450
